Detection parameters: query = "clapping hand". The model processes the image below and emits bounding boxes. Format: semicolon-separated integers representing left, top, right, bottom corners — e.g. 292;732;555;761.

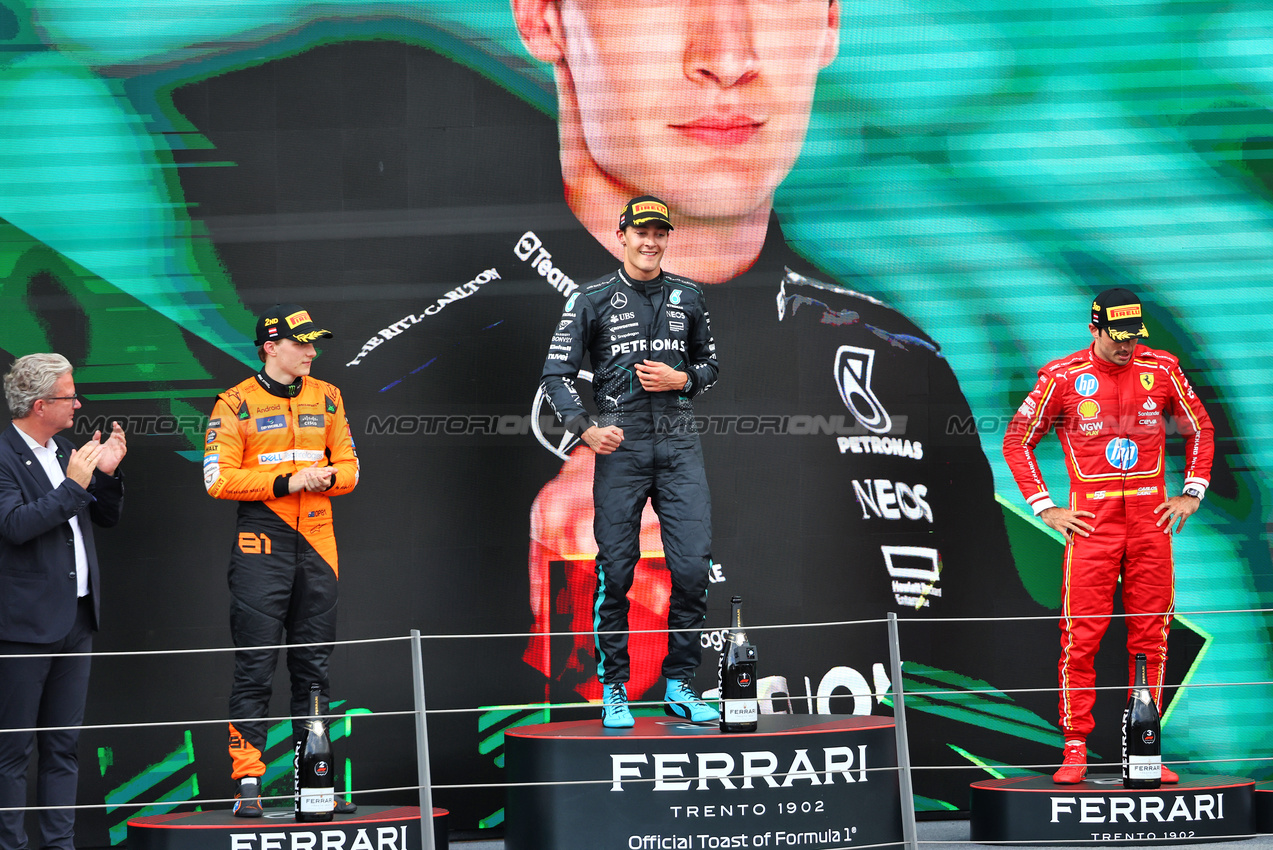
96;421;127;476
66;434;106;488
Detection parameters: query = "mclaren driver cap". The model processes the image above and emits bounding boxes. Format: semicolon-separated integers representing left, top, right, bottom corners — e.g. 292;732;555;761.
254;304;334;346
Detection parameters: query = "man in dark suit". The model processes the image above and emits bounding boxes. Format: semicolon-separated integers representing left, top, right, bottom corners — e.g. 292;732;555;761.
0;353;125;850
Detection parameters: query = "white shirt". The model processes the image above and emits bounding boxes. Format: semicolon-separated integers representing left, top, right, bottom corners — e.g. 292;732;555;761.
15;427;90;598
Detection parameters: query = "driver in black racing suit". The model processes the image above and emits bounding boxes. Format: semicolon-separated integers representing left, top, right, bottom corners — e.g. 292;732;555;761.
540;196;721;727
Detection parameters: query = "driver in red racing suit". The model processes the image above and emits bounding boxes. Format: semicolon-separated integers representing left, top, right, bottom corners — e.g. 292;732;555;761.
1003;288;1213;784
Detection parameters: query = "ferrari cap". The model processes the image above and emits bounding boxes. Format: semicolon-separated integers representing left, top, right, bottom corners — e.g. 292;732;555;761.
1091;288;1148;341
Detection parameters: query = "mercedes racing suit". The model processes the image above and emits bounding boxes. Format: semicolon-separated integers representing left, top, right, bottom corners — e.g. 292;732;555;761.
204;370;359;780
1003;344;1213;740
540;267;718;685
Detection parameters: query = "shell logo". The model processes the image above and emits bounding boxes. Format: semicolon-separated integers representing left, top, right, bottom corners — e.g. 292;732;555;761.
1077;399;1100;419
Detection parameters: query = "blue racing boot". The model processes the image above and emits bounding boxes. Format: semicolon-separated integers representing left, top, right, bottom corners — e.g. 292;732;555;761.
602;683;635;728
664;680;720;722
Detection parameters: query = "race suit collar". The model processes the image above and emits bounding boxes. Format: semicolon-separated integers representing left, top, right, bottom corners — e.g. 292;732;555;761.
254;368;304;398
1087;342;1135;373
617;267;664;293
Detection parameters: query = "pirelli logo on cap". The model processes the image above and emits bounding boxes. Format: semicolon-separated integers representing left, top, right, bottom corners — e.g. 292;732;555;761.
1107;304;1142;321
631;201;669;218
285;310;313;329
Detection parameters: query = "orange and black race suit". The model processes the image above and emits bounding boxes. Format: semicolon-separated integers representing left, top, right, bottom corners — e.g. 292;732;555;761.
1003;344;1213;740
204;370;359;780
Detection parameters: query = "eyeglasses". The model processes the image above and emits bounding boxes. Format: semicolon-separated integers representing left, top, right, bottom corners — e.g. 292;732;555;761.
42;395;79;403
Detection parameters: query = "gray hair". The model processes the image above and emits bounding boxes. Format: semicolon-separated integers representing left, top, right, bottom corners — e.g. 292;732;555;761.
4;353;73;418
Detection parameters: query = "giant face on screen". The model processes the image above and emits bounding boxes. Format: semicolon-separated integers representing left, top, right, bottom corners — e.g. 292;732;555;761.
514;0;839;220
1;0;1272;840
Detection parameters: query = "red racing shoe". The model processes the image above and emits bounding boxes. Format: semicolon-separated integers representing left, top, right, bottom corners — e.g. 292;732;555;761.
1053;740;1087;784
1161;764;1180;784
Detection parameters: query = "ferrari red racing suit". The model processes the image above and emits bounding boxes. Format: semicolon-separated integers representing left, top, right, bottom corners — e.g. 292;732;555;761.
1003;344;1213;739
204;370;359;779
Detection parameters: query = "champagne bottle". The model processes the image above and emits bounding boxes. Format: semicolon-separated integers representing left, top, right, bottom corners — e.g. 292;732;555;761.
718;595;759;733
1122;653;1162;789
295;683;335;822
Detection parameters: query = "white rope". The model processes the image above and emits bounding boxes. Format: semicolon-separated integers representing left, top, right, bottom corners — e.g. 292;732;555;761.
1;605;1265;660
3;605;1271;824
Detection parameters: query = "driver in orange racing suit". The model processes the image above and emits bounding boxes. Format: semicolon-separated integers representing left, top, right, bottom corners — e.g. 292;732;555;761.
203;304;360;816
1003;288;1213;784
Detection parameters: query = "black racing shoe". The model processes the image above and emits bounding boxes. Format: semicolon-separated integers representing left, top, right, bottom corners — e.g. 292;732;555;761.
233;778;263;818
334;796;358;814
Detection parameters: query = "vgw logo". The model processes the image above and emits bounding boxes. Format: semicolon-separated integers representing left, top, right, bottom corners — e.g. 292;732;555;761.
834;346;891;434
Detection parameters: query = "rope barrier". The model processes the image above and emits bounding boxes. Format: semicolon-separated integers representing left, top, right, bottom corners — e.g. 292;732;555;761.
3;607;1271;843
4;604;1259;660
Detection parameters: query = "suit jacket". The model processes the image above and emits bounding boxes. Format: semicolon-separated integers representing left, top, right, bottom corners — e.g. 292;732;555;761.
0;424;124;642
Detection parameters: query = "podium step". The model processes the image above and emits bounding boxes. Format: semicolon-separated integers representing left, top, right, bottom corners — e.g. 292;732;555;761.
505;714;901;850
1255;781;1273;834
128;805;448;850
971;775;1254;845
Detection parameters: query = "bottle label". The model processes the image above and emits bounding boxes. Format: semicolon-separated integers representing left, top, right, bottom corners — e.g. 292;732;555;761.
1127;755;1161;779
723;699;759;722
299;788;335;812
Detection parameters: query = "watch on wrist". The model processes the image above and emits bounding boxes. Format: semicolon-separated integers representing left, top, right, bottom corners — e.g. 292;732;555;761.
1182;485;1204;500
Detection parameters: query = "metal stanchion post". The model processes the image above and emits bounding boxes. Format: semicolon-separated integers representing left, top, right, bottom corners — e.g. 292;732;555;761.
888;613;919;850
410;629;437;850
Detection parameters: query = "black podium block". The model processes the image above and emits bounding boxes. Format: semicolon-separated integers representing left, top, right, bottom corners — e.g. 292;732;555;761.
127;805;448;850
1255;782;1273;834
970;775;1254;845
505;714;901;850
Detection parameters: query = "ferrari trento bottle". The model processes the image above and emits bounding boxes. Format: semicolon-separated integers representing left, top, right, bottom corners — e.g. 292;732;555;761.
295;683;335;821
1122;653;1162;789
718;595;759;733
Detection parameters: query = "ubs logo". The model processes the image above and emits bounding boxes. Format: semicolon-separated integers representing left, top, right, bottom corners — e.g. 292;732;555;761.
834;346;891;434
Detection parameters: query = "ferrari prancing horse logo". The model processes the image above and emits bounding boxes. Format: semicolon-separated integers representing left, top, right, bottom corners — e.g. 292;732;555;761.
1140;373;1154;391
